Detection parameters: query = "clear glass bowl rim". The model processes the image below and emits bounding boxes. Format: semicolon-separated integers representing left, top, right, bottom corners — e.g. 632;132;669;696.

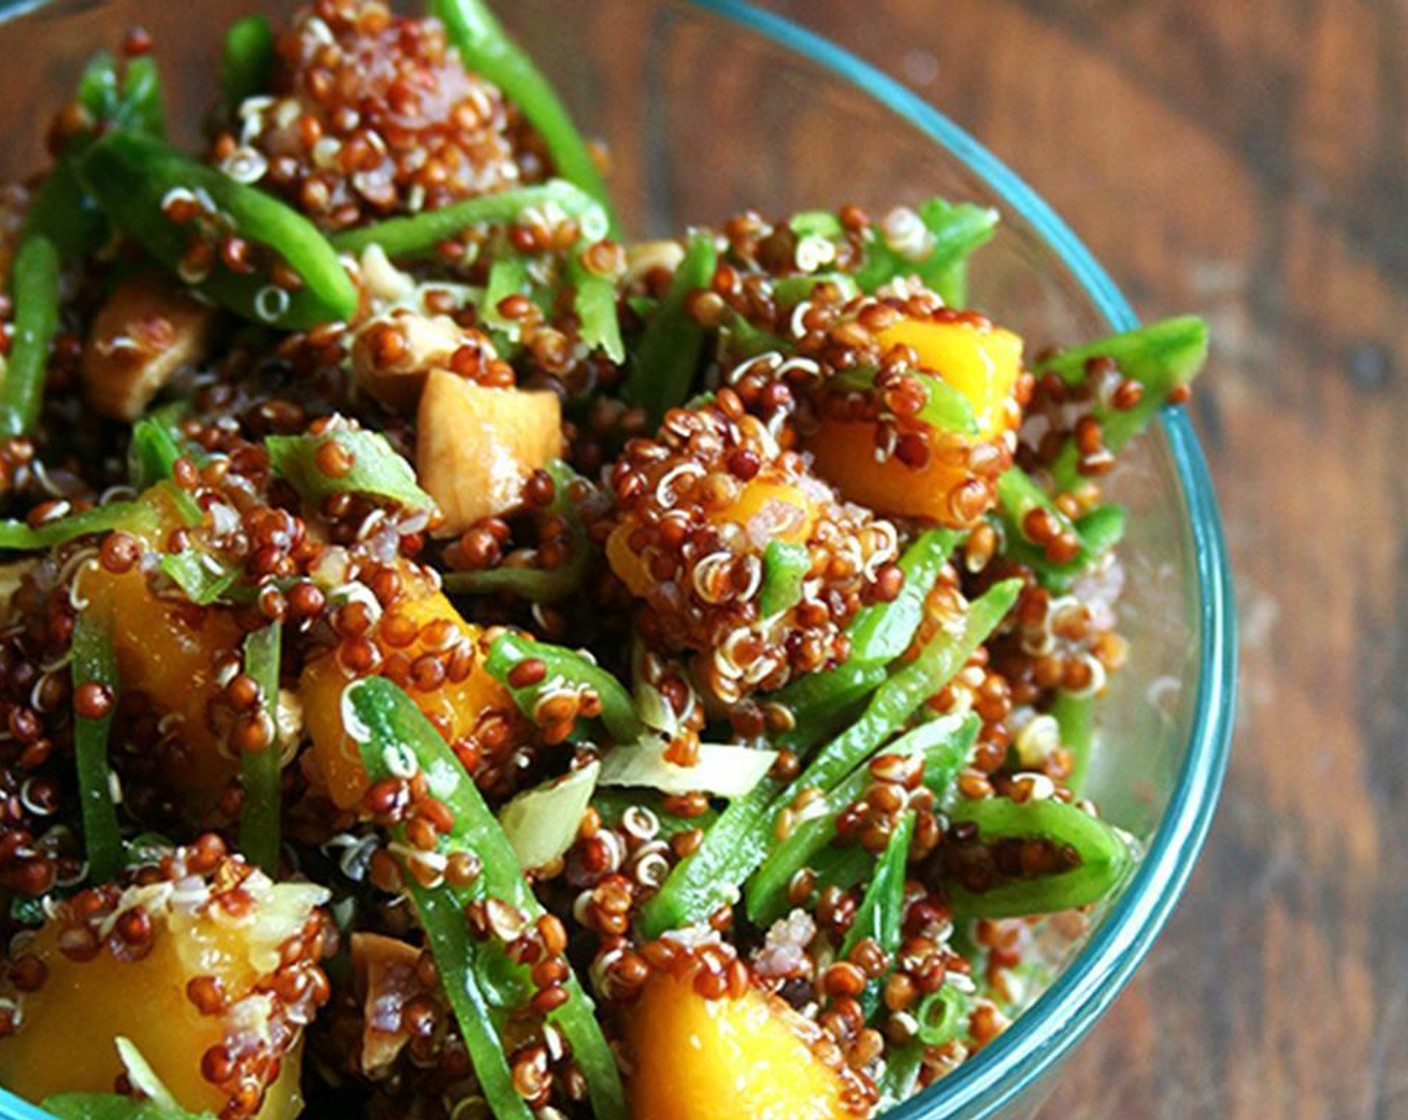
0;1;1237;1118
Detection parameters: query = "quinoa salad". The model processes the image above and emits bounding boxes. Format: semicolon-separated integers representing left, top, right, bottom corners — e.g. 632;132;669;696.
0;3;1208;1120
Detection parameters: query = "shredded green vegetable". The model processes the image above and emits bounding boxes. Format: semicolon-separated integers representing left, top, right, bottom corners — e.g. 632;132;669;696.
238;622;283;875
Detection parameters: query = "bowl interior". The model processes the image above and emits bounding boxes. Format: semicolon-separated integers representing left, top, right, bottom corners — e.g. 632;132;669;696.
0;2;1235;1119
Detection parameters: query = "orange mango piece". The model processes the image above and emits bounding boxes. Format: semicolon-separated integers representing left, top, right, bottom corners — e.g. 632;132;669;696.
608;476;818;596
75;489;246;812
876;317;1023;438
808;417;989;526
0;880;324;1119
811;317;1024;527
626;970;856;1120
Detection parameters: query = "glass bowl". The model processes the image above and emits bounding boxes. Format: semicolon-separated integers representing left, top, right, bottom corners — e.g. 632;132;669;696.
0;1;1236;1118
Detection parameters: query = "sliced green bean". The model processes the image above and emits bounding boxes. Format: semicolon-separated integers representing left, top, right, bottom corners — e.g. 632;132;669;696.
442;461;590;603
591;788;718;839
345;678;627;1120
80;131;357;329
791;579;1020;795
158;552;240;607
840;812;913;1018
624;233;716;424
237;623;282;874
638;776;780;938
827;366;979;436
70;612;123;883
758;540;810;618
43;1094;211;1120
0;236;61;437
1052;691;1095;795
331;181;608;257
875;1041;924;1111
219;15;275;108
944;796;1134;919
428;0;619;233
848;528;961;663
651;585;1013;936
1036;316;1209;490
746;713;977;927
995;467;1124;589
485;631;641;744
0;498;159;553
853;197;998;306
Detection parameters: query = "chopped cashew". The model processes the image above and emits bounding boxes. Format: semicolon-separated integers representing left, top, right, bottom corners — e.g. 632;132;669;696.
350;308;474;412
80;273;217;421
416;369;562;536
625;239;686;286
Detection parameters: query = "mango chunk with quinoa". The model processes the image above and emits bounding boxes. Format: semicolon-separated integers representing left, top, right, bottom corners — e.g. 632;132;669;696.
299;566;514;809
626;969;863;1120
809;316;1025;527
0;845;328;1120
607;473;819;598
77;489;247;812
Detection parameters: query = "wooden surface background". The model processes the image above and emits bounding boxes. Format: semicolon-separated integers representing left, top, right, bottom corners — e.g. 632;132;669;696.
752;2;1408;1118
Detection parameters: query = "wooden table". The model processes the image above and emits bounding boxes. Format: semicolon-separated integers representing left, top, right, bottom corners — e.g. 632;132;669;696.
754;2;1408;1117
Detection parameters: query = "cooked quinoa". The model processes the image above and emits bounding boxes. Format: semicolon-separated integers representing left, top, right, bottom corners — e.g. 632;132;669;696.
0;4;1207;1120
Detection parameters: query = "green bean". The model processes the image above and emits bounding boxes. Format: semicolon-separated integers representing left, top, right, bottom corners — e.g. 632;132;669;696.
1036;316;1209;491
219;15;275;108
853;197;998;306
638;776;780;938
265;428;435;514
25;156;104;264
650;585;1013;936
345;678;627;1120
0;236;61;437
442;461;590;603
79;131;357;329
70;612;123;883
840;812;913;1019
331;181;608;256
791;579;1020;796
590;788;719;839
746;713;977;927
624;233;716;424
944;796;1134;918
848;528;962;663
770;660;889;753
995;467;1124;589
758;540;810;618
485;631;641;744
566;247;625;363
118;55;166;138
43;1094;210;1120
827;366;979;436
238;623;282;875
76;51;120;121
0;498;160;553
810;844;874;897
1051;691;1095;795
482;253;532;331
428;0;619;233
771;272;859;309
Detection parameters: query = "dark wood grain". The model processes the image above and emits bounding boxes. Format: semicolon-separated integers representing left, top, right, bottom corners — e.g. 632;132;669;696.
751;2;1408;1117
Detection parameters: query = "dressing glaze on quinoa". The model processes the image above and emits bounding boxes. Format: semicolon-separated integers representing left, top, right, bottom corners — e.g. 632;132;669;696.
0;3;1208;1120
